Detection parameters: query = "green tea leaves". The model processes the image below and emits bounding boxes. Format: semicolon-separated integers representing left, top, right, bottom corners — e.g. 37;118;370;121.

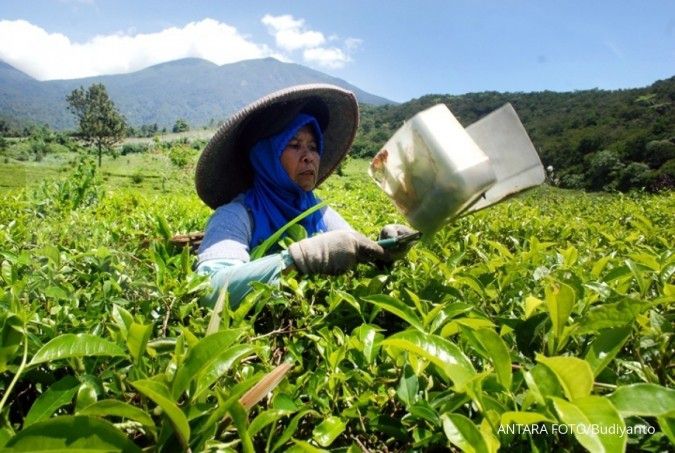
608;384;675;418
131;379;190;447
29;334;126;366
584;326;632;376
551;396;626;453
4;415;142;452
545;280;575;343
537;355;594;401
361;294;424;332
23;376;79;426
312;416;347;447
441;413;491;453
382;330;475;391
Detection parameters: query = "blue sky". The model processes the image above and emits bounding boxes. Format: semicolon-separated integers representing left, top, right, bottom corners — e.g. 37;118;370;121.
0;0;673;102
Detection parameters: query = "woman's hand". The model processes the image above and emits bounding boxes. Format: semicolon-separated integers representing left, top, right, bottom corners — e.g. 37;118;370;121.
288;230;392;275
378;224;417;260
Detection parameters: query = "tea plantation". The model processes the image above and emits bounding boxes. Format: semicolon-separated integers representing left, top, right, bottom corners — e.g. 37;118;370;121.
0;157;673;452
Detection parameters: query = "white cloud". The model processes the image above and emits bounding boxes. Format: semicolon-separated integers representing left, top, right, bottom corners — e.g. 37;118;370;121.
0;18;273;80
303;47;351;69
0;15;361;79
261;14;325;51
261;14;359;69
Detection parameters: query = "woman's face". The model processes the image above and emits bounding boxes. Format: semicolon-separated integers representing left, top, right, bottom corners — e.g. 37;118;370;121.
280;125;320;191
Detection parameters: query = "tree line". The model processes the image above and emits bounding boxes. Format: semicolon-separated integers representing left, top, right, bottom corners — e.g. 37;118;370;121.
352;77;674;192
2;78;673;191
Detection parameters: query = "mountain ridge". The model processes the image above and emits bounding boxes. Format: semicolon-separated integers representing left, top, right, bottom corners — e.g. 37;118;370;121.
0;57;394;130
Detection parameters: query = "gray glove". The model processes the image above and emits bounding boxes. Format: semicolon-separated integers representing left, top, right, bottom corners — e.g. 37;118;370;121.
378;224;417;260
288;230;391;275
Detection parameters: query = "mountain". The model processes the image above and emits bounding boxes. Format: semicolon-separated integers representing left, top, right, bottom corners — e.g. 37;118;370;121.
0;58;395;130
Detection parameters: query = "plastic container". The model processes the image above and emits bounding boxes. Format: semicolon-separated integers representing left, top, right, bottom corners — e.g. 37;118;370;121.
368;104;497;234
463;103;546;213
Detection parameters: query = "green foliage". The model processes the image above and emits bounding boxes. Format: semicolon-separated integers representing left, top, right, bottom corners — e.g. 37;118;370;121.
167;143;195;169
121;143;149;155
355;77;675;192
172;118;190;133
66;83;127;167
0;161;673;451
31;156;104;213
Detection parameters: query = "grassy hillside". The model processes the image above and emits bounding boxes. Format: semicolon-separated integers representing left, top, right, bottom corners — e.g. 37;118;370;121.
0;145;195;193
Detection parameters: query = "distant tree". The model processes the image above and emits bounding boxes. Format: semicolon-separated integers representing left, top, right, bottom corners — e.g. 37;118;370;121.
0;119;9;136
616;162;653;191
586;150;624;191
66;83;126;167
139;123;158;137
645;140;675;168
173;119;190;133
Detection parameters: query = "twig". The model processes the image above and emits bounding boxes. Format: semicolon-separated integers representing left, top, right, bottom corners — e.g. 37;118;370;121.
593;382;618;390
351;435;371;453
251;326;306;340
161;298;175;337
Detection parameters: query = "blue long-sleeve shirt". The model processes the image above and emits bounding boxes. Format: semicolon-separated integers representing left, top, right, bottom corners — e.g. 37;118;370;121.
196;194;352;308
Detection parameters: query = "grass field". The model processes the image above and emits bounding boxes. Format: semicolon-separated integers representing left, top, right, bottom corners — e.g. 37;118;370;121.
0;149;193;193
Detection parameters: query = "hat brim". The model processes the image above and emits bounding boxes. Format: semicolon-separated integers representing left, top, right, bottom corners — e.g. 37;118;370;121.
195;84;359;209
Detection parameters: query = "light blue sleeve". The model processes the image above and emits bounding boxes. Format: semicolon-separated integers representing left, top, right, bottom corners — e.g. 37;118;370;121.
322;205;354;231
196;251;293;309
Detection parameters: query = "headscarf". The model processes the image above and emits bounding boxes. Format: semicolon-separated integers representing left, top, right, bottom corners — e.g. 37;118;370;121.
244;113;327;249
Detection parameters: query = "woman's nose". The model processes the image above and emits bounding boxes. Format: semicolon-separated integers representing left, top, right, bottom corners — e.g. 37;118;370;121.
301;147;316;162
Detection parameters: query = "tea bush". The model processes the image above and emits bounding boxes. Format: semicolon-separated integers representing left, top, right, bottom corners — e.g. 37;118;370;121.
0;161;673;452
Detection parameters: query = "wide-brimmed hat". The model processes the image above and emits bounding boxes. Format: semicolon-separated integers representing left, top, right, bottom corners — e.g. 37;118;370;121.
195;84;359;209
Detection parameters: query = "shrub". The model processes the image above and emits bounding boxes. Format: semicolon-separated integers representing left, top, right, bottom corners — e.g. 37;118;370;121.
651;158;675;190
172;119;190;133
616;162;654;191
559;172;586;189
645;140;675;168
168;144;194;168
585;149;624;191
30;140;51;157
131;172;144;184
121;143;149;155
31;157;103;212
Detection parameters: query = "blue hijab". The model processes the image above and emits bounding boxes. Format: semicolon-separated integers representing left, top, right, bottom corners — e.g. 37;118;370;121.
244;113;327;249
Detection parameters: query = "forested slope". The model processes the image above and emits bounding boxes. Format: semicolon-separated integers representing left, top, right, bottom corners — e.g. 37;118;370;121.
352;76;675;191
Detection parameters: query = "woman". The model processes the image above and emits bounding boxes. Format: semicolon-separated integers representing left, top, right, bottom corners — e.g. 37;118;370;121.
194;84;412;307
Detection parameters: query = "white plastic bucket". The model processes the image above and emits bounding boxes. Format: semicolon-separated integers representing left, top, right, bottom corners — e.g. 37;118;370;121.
369;104;497;234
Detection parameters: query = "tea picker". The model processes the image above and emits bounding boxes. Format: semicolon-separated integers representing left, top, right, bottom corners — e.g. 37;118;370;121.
171;85;544;312
190;84;413;310
370;102;546;246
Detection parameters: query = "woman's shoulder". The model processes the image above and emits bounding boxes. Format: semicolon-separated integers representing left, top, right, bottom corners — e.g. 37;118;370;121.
211;193;248;217
207;193;251;228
